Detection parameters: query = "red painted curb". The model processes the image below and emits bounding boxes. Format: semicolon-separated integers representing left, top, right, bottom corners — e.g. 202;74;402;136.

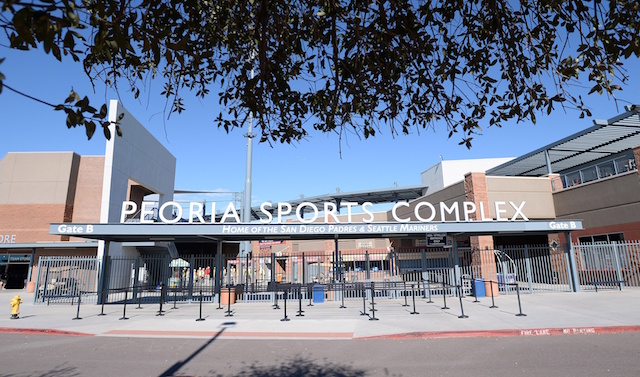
0;327;94;337
357;325;640;340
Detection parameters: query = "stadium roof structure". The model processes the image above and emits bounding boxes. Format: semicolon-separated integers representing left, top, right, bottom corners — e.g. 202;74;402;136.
487;105;640;177
246;184;429;221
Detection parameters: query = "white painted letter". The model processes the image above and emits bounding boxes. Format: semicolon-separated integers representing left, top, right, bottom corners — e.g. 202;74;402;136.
160;201;182;224
509;201;528;221
324;202;339;223
479;202;492;221
220;202;241;223
362;202;375;223
494;201;507;221
297;202;319;224
343;201;357;223
463;201;477;221
259;202;273;224
439;202;460;222
277;202;292;223
414;202;436;222
189;202;205;223
140;202;156;224
121;201;137;223
392;202;411;222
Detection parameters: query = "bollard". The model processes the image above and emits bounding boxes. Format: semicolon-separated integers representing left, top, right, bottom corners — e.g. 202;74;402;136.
441;280;449;310
457;285;468;319
296;285;305;317
120;289;129;320
402;281;409;307
426;279;433;303
196;290;205;321
515;283;526;317
281;288;290;322
410;284;419;315
489;280;498;308
340;281;346;309
225;285;233;317
360;285;367;316
369;283;378;321
73;290;82;320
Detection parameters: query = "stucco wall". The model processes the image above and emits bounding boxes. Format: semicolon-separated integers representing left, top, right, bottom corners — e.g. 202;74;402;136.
553;172;640;231
0;152;80;242
486;176;556;219
391;181;467;222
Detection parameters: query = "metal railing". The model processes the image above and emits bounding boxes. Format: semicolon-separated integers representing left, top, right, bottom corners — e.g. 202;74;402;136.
34;240;640;305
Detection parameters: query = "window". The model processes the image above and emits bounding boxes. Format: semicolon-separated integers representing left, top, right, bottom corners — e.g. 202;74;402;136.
581;166;598;182
597;161;615;178
565;171;581;187
578;233;625;244
615;158;636;174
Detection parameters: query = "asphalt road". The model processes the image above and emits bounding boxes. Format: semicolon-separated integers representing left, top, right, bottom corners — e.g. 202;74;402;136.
1;332;639;377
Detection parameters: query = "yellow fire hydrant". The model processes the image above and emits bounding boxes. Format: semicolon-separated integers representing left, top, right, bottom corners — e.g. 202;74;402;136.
10;295;22;319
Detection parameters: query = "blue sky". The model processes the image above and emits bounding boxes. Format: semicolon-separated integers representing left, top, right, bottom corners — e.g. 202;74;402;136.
2;47;640;208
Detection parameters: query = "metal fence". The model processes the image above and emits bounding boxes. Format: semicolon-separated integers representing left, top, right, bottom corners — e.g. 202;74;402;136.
574;241;640;290
34;256;98;304
33;240;640;305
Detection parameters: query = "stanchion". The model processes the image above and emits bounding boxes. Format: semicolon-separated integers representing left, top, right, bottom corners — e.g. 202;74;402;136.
410;284;419;315
457;285;468;318
489;280;498;308
339;281;346;309
441;280;449;310
196;290;205;321
369;283;378;321
217;286;223;310
307;283;313;307
156;284;166;316
73;290;82;320
120;289;129;320
273;284;280;310
225;285;233;317
402;281;409;307
515;283;526;317
281;287;290;322
426;279;433;303
360;285;367;316
370;282;377;312
99;288;107;316
472;278;480;303
172;286;178;309
136;285;143;309
296;285;305;317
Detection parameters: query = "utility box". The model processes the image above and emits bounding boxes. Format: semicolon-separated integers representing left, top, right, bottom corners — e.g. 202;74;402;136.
313;284;324;303
472;279;486;297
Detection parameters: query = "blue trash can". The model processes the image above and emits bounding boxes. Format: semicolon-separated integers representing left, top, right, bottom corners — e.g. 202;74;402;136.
472;279;486;297
313;284;324;303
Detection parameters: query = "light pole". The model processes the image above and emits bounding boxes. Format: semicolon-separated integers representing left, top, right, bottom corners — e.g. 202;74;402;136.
240;60;255;258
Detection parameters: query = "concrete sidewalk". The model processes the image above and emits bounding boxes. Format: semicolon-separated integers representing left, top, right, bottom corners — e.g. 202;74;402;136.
1;289;639;340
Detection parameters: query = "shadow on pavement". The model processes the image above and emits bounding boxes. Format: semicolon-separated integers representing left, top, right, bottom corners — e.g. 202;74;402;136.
159;327;229;377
